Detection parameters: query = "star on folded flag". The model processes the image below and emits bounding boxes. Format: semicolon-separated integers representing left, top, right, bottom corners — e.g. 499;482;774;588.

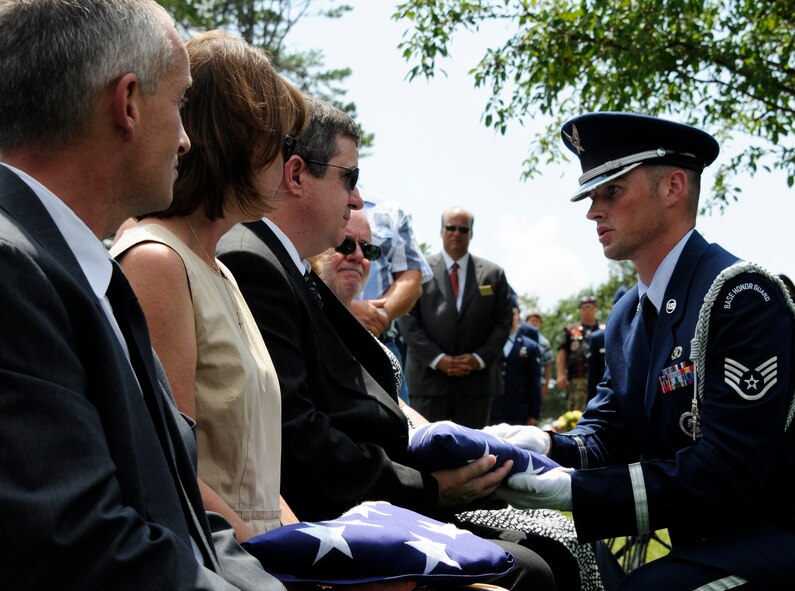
298;523;352;564
242;501;515;585
404;533;461;574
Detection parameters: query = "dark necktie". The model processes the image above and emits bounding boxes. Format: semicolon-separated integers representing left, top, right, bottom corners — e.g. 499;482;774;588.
449;262;460;301
304;269;323;307
641;294;658;348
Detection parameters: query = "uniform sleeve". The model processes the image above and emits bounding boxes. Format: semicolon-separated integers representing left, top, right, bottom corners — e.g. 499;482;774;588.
567;272;794;542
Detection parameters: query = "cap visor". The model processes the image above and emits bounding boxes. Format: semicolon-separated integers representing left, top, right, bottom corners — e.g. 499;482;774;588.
570;162;643;202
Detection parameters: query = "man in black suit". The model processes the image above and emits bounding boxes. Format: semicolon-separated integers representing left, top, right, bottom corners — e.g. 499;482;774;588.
0;1;281;588
218;98;555;591
400;208;513;428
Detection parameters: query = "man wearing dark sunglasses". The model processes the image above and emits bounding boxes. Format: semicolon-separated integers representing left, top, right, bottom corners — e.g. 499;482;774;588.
219;101;555;591
401;208;513;429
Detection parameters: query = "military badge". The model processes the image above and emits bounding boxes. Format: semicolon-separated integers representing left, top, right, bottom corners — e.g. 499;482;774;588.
679;408;702;440
562;124;585;154
724;356;778;401
479;284;494;296
519;346;528;358
659;361;695;393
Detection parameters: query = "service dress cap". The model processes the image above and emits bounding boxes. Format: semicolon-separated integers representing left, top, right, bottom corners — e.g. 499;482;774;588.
560;112;720;201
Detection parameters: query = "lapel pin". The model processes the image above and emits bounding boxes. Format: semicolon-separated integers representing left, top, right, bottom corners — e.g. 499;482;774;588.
666;299;676;314
671;346;683;360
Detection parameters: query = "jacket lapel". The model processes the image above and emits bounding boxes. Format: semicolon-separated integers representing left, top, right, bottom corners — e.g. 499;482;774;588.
459;255;479;317
246;220;404;422
644;232;710;418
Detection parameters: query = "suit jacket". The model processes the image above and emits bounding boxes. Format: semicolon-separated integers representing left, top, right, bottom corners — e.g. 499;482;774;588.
217;221;439;522
0;166;272;590
550;231;795;587
491;334;542;424
400;252;513;401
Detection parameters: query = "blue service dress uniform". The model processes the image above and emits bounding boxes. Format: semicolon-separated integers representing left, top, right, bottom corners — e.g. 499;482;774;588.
549;232;795;587
491;334;542;424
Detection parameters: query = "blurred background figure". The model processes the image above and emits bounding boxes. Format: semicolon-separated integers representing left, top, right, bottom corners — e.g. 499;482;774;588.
556;295;603;412
524;310;553;400
401;207;512;428
490;294;542;426
352;193;432;404
112;30;307;541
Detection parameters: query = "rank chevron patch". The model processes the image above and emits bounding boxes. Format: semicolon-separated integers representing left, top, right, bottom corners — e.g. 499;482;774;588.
724;356;778;401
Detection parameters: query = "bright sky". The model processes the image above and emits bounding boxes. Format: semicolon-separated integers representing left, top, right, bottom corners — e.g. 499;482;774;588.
288;2;793;310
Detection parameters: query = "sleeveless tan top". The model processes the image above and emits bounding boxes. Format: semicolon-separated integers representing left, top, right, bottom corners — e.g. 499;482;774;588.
112;222;282;534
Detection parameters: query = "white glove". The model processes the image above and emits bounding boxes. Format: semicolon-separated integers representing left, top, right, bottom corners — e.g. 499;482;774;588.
494;467;574;511
481;423;551;455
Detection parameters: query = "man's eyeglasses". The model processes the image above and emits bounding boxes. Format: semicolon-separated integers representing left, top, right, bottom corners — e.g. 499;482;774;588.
443;224;471;234
283;134;298;161
304;159;359;191
335;236;381;261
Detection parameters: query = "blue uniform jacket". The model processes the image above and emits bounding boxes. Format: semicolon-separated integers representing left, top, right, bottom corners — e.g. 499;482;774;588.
491;334;541;424
550;231;795;586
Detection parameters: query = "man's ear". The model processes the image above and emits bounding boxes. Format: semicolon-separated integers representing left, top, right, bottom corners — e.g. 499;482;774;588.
112;73;142;141
282;155;306;196
664;169;689;209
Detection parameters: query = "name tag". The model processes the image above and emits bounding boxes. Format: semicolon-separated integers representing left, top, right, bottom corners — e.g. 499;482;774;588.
479;284;494;296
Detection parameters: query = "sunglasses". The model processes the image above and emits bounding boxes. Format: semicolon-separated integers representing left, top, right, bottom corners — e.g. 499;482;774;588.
335;236;382;261
304;159;359;191
443;224;471;234
283;134;298;161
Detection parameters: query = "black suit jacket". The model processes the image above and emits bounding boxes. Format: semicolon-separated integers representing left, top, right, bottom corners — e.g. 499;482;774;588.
400;252;513;401
217;221;439;522
0;166;265;590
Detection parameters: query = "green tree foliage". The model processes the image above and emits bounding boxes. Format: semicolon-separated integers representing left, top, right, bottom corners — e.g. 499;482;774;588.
519;259;634;370
158;0;373;147
394;0;795;210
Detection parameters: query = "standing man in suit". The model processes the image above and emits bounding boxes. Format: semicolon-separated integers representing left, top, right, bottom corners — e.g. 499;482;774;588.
500;113;795;588
218;99;556;591
401;208;513;428
0;1;286;588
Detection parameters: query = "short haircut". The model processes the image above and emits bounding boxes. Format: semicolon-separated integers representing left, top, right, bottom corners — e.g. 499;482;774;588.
296;97;360;179
441;208;475;228
0;0;175;152
152;31;308;221
644;164;701;218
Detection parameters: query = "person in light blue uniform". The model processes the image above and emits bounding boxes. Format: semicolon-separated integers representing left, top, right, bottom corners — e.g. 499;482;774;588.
498;113;795;589
353;195;433;403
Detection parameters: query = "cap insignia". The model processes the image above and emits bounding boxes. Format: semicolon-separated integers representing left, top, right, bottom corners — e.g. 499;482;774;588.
563;124;584;154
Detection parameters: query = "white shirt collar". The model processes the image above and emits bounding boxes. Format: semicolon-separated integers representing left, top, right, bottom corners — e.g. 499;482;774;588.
1;163;112;300
262;216;307;276
441;249;469;272
638;229;694;312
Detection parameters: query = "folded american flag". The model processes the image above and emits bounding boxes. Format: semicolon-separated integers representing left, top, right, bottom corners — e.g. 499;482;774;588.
243;501;514;584
407;421;560;475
